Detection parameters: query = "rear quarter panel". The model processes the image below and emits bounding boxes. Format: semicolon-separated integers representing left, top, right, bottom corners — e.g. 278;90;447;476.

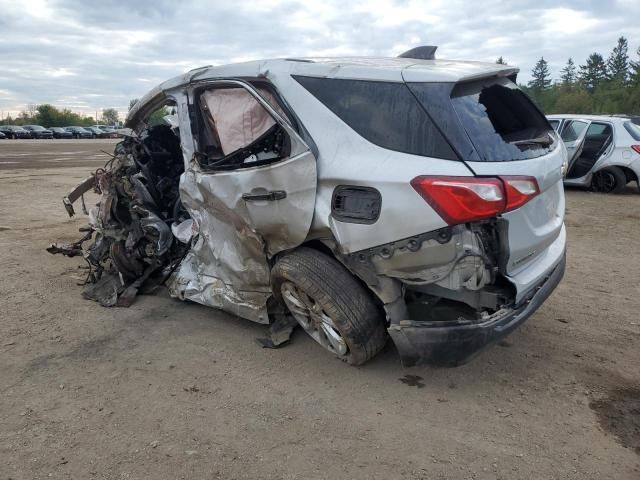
269;72;475;253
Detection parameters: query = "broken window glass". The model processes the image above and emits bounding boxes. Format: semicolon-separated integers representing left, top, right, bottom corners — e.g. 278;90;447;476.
409;78;555;161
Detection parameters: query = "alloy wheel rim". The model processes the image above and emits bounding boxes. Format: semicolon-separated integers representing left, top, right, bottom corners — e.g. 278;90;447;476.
593;171;616;192
280;281;348;356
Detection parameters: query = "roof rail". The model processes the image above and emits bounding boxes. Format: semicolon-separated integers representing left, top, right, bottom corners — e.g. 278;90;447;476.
398;46;437;60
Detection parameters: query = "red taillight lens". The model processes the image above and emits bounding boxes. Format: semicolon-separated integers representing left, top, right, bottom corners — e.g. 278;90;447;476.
411;176;505;225
501;176;540;211
631;145;640;155
411;175;540;225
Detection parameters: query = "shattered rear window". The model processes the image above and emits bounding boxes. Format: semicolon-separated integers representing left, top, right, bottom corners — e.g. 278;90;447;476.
293;76;458;160
409;79;555;161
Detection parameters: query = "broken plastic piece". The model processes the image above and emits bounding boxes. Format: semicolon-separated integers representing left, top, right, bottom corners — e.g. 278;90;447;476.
255;314;298;349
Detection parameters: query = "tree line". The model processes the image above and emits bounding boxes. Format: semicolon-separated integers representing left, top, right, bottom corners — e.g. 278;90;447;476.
1;104;120;127
517;36;640;115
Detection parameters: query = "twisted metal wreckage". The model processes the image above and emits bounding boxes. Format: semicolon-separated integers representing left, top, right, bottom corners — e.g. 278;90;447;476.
48;126;192;309
47;116;300;348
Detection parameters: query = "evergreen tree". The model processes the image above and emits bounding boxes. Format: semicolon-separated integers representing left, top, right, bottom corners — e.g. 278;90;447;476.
607;36;629;83
560;58;577;85
579;53;608;92
630;46;640;86
496;56;507;65
528;57;551;91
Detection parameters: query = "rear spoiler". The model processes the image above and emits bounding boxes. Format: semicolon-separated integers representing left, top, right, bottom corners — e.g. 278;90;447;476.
399;46;519;83
456;67;519;85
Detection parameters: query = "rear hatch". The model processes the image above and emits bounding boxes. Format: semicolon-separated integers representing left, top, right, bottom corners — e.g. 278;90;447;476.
404;74;565;278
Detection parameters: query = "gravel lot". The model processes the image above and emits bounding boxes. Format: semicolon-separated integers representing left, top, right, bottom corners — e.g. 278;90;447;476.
1;139;639;479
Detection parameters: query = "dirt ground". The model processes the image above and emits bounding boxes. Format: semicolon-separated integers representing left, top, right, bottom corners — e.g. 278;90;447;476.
1;139;639;479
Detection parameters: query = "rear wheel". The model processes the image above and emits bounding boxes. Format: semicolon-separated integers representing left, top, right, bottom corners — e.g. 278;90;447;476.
271;247;387;365
592;167;627;194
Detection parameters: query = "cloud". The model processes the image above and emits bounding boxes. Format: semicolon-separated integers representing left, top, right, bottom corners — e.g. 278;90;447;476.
0;0;638;119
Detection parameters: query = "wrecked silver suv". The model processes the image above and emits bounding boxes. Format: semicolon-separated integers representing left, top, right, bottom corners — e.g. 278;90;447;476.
50;47;566;367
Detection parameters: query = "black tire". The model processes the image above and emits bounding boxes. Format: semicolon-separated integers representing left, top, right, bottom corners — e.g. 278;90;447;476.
592;167;627;194
271;247;387;365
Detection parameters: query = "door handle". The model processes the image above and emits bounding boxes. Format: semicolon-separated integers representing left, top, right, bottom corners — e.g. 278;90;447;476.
242;190;287;202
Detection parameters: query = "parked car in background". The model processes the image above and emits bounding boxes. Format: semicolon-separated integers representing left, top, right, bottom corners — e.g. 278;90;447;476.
84;126;108;138
22;125;53;139
93;125;119;138
64;126;93;139
0;125;32;139
49;127;74;139
53;48;566;367
0;131;6;139
548;114;640;193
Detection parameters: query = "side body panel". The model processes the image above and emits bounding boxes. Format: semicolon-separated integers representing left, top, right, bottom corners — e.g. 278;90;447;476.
264;67;476;254
592;121;640;178
166;80;317;323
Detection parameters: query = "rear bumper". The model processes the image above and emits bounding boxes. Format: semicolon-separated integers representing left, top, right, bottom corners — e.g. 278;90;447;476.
388;252;566;367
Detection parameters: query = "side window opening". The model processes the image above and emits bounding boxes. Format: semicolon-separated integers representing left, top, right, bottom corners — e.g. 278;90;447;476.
194;85;291;171
146;104;175;127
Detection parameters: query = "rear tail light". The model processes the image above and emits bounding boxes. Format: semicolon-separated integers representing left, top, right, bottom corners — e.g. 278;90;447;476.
411;175;539;225
501;176;540;211
631;145;640;155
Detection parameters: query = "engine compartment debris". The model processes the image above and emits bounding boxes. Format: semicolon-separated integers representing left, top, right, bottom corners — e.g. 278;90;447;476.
48;125;189;307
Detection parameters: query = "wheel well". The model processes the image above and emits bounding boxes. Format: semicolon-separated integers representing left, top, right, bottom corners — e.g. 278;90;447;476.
299;240;387;313
299;239;336;258
617;165;639;184
598;165;638;184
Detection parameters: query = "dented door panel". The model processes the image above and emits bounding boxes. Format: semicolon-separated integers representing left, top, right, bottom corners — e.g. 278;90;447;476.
167;80;317;321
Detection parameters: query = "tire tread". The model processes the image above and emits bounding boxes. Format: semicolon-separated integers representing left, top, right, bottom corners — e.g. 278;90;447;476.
272;247;387;365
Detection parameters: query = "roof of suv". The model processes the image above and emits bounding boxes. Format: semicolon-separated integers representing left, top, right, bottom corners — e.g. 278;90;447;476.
287;56;517;80
127;55;519;127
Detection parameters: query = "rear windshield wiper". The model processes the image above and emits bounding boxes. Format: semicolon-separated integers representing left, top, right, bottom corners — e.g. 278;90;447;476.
509;133;552;146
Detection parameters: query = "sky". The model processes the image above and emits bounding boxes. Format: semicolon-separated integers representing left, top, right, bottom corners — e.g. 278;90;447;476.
0;0;638;121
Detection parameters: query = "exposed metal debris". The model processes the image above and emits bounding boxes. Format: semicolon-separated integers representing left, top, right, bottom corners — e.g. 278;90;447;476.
48;125;188;307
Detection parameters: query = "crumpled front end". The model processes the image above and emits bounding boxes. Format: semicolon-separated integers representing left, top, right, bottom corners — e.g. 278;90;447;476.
48;126;189;307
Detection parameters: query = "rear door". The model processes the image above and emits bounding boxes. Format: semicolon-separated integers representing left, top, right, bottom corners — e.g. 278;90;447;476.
406;77;565;278
188;80;317;256
560;119;591;171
